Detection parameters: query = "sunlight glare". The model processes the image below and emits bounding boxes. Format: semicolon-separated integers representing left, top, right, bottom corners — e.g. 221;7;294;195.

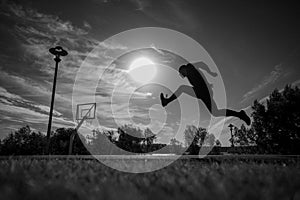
128;57;156;83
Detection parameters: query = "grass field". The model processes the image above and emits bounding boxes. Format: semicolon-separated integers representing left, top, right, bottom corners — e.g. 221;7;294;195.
0;156;300;200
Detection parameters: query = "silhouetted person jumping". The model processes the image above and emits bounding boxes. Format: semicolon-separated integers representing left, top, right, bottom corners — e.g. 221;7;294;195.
160;62;251;125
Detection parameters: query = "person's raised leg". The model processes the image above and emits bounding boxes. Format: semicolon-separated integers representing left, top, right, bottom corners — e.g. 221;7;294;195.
160;85;195;107
207;99;251;125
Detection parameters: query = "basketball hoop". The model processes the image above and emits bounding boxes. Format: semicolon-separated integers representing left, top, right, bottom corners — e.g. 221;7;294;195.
69;103;96;155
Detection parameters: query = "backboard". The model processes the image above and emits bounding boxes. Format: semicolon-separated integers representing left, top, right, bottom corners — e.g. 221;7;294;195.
76;103;96;120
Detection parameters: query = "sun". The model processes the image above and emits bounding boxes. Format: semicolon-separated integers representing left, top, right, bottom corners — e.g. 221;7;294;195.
128;57;156;83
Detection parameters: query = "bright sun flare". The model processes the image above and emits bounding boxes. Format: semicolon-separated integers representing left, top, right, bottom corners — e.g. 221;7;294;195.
128;57;156;83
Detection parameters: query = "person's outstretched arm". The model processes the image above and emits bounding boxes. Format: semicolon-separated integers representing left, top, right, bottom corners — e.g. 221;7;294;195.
189;62;218;77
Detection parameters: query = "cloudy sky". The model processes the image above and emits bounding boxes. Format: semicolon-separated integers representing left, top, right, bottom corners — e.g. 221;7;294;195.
0;0;299;146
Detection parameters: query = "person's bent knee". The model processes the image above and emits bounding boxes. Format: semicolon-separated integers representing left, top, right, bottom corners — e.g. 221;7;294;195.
179;85;190;91
211;109;226;117
175;85;189;96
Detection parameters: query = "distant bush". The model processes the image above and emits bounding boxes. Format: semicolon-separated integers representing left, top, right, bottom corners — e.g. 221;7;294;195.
87;130;119;155
50;128;89;155
184;125;216;155
0;126;46;155
0;126;89;155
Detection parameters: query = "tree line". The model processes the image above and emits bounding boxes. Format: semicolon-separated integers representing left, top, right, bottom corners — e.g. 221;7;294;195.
0;123;218;155
0;84;299;155
231;85;300;154
0;126;89;155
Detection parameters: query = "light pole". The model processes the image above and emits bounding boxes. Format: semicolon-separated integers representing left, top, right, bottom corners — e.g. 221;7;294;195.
46;46;68;154
228;123;235;147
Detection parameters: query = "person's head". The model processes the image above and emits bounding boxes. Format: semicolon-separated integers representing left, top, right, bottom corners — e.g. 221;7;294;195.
179;64;188;78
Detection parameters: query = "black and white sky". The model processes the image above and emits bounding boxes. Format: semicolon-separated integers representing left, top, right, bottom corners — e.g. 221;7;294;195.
0;0;299;146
